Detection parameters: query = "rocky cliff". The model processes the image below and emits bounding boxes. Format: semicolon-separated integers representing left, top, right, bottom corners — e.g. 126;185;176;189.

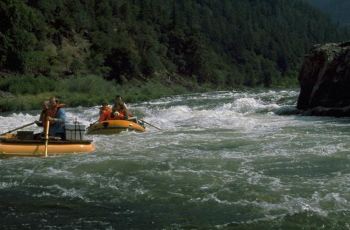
297;41;350;116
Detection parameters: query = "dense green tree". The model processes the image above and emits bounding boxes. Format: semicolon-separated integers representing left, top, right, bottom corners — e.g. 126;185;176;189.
0;0;349;88
0;0;44;71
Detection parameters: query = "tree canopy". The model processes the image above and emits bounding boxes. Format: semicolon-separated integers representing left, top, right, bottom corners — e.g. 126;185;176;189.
0;0;349;87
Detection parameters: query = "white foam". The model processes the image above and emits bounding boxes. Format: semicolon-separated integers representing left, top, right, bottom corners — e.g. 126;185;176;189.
2;89;350;224
0;181;19;189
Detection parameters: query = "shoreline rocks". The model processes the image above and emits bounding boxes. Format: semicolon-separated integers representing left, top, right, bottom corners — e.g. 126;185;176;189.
297;41;350;116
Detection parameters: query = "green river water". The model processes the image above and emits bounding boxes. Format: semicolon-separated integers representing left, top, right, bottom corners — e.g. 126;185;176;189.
1;89;350;229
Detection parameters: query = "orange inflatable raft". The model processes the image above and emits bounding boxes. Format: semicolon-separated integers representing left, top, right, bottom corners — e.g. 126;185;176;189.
87;120;145;135
0;134;95;157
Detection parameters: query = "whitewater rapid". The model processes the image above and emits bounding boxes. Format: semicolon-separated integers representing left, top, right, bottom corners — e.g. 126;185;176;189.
1;89;350;229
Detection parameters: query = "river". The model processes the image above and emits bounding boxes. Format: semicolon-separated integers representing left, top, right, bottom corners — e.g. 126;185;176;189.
1;89;350;229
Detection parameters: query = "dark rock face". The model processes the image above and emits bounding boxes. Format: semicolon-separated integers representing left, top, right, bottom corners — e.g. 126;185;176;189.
297;41;350;116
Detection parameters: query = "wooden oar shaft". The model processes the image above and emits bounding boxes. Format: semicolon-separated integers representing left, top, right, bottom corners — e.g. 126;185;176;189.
44;120;50;157
140;119;162;130
1;121;36;135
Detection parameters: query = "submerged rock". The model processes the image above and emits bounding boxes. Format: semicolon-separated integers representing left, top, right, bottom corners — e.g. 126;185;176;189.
297;41;350;116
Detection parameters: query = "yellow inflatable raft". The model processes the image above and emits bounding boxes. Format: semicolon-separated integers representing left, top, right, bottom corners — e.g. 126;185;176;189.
0;134;95;157
87;119;145;135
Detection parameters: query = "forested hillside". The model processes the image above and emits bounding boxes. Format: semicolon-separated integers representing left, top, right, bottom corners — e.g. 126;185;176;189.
306;0;350;27
0;0;349;102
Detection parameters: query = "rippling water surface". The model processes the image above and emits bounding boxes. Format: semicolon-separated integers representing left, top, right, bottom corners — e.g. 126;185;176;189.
1;89;350;229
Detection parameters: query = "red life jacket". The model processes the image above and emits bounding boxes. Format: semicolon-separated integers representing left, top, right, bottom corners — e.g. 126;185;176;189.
47;104;64;118
44;104;64;129
110;104;127;120
99;106;112;122
114;111;126;120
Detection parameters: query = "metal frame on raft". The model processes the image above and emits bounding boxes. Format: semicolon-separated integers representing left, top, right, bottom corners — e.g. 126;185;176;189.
0;121;95;157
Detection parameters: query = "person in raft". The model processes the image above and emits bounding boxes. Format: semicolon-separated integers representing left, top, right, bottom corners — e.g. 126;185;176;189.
111;95;133;120
46;96;66;139
98;101;112;122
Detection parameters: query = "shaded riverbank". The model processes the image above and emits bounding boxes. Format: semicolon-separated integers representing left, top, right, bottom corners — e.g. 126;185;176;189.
0;74;297;112
0;75;195;112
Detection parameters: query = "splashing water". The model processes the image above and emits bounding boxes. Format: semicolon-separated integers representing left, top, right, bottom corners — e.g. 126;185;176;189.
1;89;350;229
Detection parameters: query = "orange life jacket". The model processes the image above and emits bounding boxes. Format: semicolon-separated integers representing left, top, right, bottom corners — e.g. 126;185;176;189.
46;104;65;118
99;106;112;122
44;104;65;129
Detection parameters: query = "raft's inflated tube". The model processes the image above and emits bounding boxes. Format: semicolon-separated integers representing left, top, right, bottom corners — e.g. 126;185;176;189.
0;139;95;157
87;120;145;135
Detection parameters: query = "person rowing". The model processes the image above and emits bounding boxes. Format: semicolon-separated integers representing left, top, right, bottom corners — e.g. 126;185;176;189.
46;97;66;139
34;97;66;139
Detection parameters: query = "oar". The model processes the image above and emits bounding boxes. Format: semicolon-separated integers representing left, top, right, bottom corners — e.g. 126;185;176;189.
90;120;99;126
139;119;162;130
0;121;36;136
44;120;50;157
